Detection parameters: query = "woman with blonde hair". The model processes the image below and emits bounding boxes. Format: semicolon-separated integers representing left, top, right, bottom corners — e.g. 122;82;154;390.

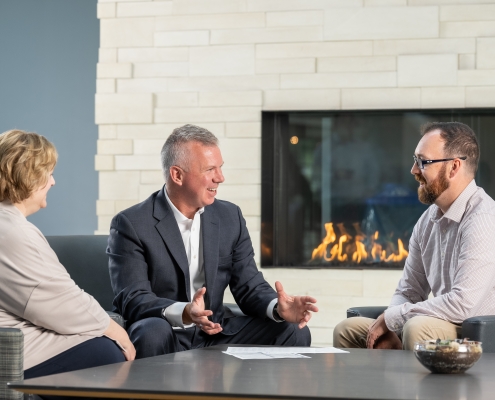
0;129;135;382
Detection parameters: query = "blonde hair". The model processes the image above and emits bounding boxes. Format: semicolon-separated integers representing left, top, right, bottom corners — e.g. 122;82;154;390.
0;130;58;203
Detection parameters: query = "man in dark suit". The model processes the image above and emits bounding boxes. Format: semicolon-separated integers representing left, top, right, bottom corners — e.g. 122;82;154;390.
108;124;318;358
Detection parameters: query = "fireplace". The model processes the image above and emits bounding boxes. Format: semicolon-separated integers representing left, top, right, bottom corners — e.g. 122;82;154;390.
261;109;495;269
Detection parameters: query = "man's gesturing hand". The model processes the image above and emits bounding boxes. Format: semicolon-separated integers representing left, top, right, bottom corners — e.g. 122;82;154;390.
183;287;222;335
275;281;318;329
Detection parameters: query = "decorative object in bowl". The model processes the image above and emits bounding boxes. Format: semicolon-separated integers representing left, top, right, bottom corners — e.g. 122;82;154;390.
414;339;482;374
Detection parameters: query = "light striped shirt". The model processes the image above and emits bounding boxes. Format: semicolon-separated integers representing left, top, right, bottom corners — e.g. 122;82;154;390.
384;180;495;333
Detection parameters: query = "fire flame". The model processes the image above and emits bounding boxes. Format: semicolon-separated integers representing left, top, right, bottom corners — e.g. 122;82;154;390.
311;222;408;264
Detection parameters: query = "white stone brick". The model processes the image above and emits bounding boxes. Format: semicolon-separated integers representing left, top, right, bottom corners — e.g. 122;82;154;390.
211;27;322;45
172;0;247;15
465;86;495;107
99;0;150;2
362;270;403;298
421;87;465;108
222;168;261;184
225;122;261;138
324;6;438;41
373;38;475;55
230;199;260;216
139;184;162;201
100;18;154;48
256;59;315;74
115;200;140;213
318;56;396;72
341;88;420;109
97;139;133;155
95;155;115;171
115;155;161;170
97;3;116;19
99;48;117;63
244;216;261;232
477;38;495;70
97;63;132;78
117;123;225;139
398;54;457;87
218;184;260;200
190;45;255;77
99;125;117;139
96;200;115;216
99;171;140;200
133;62;189;77
200;91;262;107
410;0;495;4
96;79;116;94
280;72;396;89
264;89;340;110
95;94;153;124
459;54;475;70
441;21;495;37
155;107;261;123
155;13;265;31
256;41;373;59
364;0;406;5
117;78;168;93
156;92;198;108
266;10;323;27
221;138;261;169
440;4;495;21
117;1;173;17
458;70;495;86
247;0;362;12
141;170;164;185
154;31;209;47
168;75;279;92
118;47;189;63
134;140;164;154
97;216;113;233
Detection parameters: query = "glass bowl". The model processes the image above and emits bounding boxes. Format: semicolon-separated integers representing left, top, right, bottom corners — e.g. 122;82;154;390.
414;339;482;374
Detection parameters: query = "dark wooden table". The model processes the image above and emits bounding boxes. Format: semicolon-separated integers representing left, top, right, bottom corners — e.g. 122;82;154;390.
9;346;495;399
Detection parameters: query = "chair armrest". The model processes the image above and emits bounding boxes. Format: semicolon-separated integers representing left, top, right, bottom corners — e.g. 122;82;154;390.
224;303;246;317
0;327;24;399
462;315;495;353
107;312;125;329
347;306;387;319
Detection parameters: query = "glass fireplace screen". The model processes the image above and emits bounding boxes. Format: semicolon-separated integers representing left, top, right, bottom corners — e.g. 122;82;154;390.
261;110;495;269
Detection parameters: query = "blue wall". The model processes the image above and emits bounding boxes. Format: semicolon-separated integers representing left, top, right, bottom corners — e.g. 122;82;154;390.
0;0;99;235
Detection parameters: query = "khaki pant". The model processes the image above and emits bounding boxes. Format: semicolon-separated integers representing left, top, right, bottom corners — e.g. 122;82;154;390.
333;316;462;350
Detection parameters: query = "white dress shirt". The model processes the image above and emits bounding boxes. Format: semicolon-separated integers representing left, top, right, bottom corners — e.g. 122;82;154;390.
162;189;279;329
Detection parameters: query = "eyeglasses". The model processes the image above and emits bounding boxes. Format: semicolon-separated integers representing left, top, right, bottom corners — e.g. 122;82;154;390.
413;155;467;170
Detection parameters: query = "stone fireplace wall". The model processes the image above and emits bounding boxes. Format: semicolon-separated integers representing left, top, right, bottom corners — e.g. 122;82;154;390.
95;0;495;346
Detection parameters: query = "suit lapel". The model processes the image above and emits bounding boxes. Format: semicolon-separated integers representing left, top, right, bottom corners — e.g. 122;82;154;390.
201;206;219;311
153;187;191;301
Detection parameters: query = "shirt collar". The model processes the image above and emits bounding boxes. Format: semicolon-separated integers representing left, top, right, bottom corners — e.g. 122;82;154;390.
164;187;204;224
0;200;26;219
431;179;478;223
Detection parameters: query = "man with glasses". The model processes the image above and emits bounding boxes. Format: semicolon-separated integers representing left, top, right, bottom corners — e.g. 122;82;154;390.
333;121;495;350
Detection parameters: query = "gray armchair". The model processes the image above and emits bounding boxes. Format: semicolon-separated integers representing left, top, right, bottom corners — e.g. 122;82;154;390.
347;306;495;352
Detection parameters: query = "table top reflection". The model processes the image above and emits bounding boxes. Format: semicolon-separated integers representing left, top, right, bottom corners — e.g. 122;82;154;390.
10;345;495;399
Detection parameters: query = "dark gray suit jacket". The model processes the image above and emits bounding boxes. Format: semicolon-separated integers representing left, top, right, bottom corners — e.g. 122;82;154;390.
108;186;277;335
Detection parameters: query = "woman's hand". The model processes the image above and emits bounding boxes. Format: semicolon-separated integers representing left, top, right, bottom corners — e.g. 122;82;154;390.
104;319;136;361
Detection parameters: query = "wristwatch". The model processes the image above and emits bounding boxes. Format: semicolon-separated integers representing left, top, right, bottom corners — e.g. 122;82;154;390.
272;303;285;323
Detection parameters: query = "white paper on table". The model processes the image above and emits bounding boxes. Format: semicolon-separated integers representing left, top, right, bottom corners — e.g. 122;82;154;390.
225;347;348;355
223;351;311;360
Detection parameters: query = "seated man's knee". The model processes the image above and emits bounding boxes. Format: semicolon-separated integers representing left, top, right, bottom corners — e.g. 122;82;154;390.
402;316;459;351
128;318;175;358
294;325;311;346
333;317;372;348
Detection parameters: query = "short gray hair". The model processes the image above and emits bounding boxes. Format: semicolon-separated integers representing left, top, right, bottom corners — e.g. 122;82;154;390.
161;124;219;180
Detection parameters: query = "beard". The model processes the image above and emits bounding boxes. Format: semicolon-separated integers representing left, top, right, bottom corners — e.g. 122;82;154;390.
415;163;449;205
